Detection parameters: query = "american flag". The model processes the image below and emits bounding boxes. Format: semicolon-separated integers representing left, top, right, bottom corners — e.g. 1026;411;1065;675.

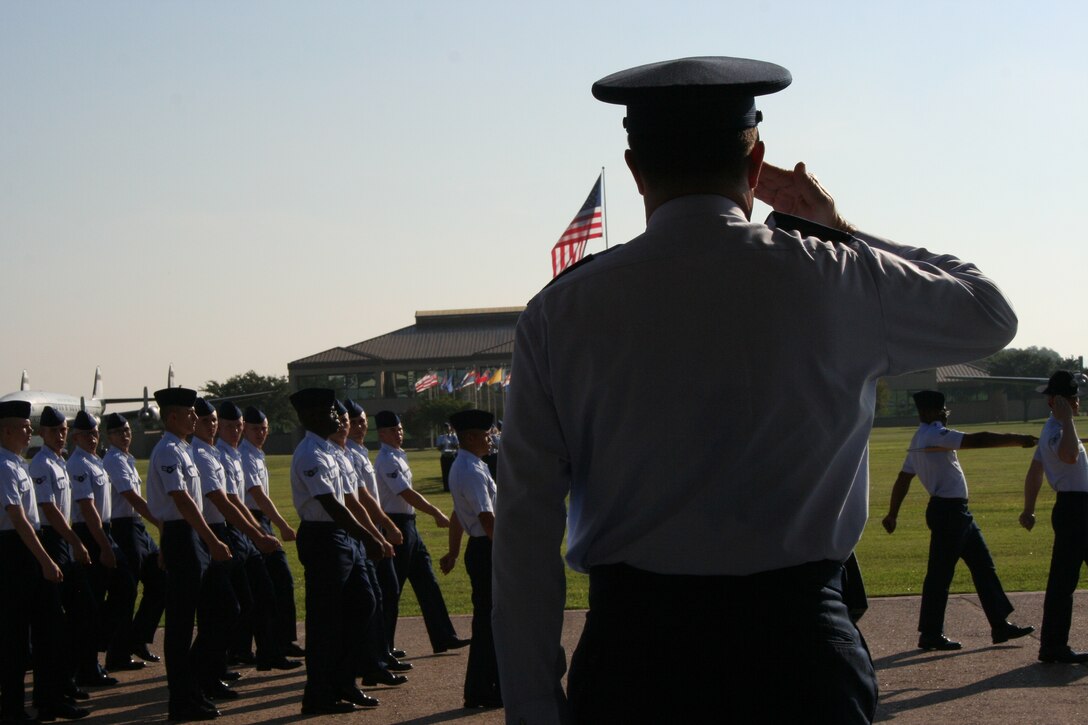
414;372;439;394
551;174;604;278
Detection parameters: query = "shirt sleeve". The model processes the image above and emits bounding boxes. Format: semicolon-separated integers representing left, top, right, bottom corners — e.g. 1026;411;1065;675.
900;454;915;476
492;303;573;724
156;446;189;495
241;455;263;492
852;232;1018;376
29;459;56;506
297;452;339;499
104;455;137;495
377;460;410;496
194;450;225;498
68;460;93;502
1;461;27;510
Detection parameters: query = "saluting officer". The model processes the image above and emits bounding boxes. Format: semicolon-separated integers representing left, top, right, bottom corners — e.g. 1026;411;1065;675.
289;388;383;715
373;410;467;655
442;409;502;709
67;411;141;676
240;406;302;658
30;406;93;705
147;387;232;722
102;412;167;665
0;400;87;722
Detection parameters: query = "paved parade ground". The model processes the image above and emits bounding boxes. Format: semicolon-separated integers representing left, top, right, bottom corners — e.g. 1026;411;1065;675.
62;590;1088;724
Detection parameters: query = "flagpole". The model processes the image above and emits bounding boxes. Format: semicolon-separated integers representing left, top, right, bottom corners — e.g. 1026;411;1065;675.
601;166;609;250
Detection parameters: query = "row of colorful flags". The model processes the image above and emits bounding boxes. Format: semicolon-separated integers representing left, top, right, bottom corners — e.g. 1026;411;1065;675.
414;368;510;394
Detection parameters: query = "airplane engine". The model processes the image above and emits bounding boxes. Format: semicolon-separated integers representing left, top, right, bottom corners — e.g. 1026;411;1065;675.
139;404;161;427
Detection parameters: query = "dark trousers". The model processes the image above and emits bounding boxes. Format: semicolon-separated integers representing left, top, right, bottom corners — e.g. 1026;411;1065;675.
464;536;500;703
225;525;280;663
161;520;212;708
1041;492;1088;650
567;561;877;725
357;556;391;678
387;513;456;651
374;554;400;656
440;453;456;491
296;522;375;707
40;527;94;683
918;497;1013;635
111;516;167;649
250;509;298;647
0;532;66;717
73;521;138;664
198;524;241;687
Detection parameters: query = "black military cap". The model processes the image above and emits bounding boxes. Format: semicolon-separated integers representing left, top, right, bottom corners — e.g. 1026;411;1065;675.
592;56;792;134
40;406;66;427
1037;371;1080;396
104;412;128;430
243;406;267;424
374;411;400;429
217;401;243;421
0;400;32;419
194;398;216;417
449;409;494;434
912;390;946;411
344;399;365;418
73;410;99;431
155;387;197;409
289;388;336;414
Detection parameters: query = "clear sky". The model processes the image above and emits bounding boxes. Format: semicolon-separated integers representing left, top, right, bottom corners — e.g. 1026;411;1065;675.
2;0;1086;398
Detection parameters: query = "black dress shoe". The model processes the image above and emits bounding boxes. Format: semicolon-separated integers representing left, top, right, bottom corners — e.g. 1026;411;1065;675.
61;686;89;702
283;643;306;657
0;709;41;723
339;688;379;708
389;648;406;659
992;621;1035;644
132;645;161;663
300;701;355;715
1039;646;1088;663
105;657;146;671
361;671;408;687
464;697;503;709
228;651;256;666
220;671;242;682
256;657;303;671
918;634;962;651
167;704;219;721
75;672;117;688
385;657;413;672
434;637;471;654
202;681;238;701
36;702;90;721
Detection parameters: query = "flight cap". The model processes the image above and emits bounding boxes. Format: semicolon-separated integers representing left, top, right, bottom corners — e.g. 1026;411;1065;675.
104;412;128;430
73;410;99;431
40;406;66;427
374;411;401;429
1037;370;1080;396
217;401;243;421
912;390;945;412
243;406;267;424
344;399;365;419
194;398;216;417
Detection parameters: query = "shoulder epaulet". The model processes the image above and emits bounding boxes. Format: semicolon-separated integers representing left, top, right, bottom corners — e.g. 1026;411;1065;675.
545;245;622;289
767;211;854;243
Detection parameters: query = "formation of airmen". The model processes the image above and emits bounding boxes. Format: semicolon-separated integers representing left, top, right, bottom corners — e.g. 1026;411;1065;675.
0;385;509;722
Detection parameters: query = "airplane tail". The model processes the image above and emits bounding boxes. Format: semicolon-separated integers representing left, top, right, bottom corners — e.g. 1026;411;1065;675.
168;364;175;388
91;366;102;400
20;370;28;391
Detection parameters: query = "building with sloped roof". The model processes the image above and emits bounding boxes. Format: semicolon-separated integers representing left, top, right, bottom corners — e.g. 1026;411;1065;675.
288;307;519;420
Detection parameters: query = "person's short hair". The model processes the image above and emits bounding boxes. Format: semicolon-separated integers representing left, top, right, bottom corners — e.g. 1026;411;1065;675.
628;126;759;186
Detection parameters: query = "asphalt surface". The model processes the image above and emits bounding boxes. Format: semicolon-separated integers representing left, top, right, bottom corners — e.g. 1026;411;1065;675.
36;590;1088;724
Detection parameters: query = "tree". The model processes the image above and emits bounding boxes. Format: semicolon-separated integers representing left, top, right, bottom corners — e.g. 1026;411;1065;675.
982;347;1084;421
401;398;472;448
203;371;294;434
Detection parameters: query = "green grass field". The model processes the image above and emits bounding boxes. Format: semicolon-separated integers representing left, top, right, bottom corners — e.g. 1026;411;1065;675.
132;421;1082;617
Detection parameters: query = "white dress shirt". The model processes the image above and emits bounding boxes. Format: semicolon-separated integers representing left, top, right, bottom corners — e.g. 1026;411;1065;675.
901;422;969;498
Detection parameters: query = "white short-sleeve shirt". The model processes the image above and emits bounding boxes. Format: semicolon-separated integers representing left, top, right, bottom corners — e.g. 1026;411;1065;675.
147;432;203;521
290;432;344;523
1;448;39;531
901;421;968;498
30;447;72;522
240;439;269;509
374;443;414;515
192;437;228;525
103;446;142;519
346;440;380;501
449;449;496;538
1034;415;1088;492
216;439;244;497
67;446;112;524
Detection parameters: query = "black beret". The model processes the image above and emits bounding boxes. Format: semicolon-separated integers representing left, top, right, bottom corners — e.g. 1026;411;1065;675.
73;410;99;431
333;399;347;416
1038;370;1080;397
217;401;243;421
374;410;400;429
194;398;216;417
288;388;336;414
104;412;128;430
449;409;494;433
0;400;32;419
155;387;197;409
344;399;365;418
912;390;946;411
243;406;267;424
592;56;792;133
40;406;66;427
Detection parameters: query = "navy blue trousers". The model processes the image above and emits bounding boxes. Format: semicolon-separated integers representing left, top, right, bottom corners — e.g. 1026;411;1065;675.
161;521;212;708
918;497;1013;635
387;513;456;652
464;536;500;703
74;521;137;664
111;516;167;650
249;509;298;647
568;561;877;724
1041;492;1088;650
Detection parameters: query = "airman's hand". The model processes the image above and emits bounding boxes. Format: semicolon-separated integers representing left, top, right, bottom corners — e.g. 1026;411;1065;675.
755;162;855;233
433;512;450;529
209;540;232;562
42;561;63;583
279;525;297;542
882;515;897;534
100;546;117;569
439;552;458;575
255;534;281;554
1019;511;1036;531
73;543;91;566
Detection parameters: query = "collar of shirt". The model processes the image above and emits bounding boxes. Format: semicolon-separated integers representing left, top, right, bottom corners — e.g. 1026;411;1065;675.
70;446;101;466
380;442;406;460
0;448;24;465
105;445;133;463
347;439;369;456
646;194;746;229
241;439;265;459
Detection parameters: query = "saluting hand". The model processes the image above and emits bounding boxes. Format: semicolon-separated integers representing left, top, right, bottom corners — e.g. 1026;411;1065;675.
755;162;855;234
1052;395;1075;422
